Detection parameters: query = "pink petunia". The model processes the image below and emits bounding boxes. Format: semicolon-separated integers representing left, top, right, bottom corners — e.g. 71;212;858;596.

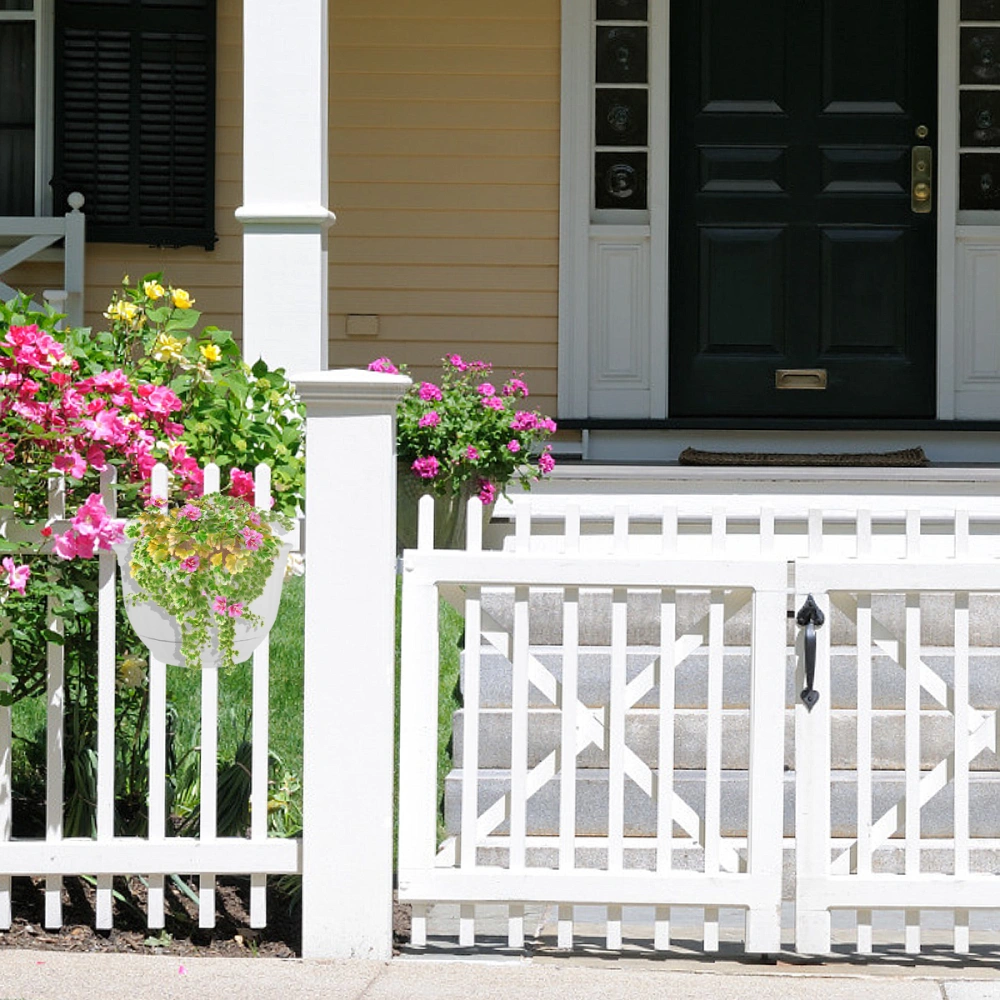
510;411;538;432
477;480;497;505
503;378;529;397
466;446;479;461
418;382;443;402
368;357;399;374
538;450;556;474
418;410;440;429
481;396;504;411
507;440;521;453
476;383;496;397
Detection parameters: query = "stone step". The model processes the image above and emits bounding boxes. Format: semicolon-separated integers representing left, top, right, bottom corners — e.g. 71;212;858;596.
452;707;1000;772
469;648;1000;711
443;769;1000;840
479;589;1000;648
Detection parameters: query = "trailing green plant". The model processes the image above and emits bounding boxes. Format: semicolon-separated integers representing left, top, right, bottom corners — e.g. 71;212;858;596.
121;492;293;671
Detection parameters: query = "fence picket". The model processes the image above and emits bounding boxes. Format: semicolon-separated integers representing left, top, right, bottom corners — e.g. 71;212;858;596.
856;593;873;954
0;484;11;929
45;475;65;929
904;592;921;955
954;593;971;953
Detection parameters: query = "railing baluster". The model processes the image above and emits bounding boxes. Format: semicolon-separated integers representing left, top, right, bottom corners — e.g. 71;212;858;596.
954;592;970;954
856;593;873;954
904;591;921;954
45;475;65;929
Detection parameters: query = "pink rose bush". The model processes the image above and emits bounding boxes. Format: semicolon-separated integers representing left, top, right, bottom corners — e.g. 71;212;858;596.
369;353;557;499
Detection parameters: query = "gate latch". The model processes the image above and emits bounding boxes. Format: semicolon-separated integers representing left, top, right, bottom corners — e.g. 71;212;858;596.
796;595;825;712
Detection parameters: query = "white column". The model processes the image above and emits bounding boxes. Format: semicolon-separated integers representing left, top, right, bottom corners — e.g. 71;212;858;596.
238;0;334;372
290;369;410;960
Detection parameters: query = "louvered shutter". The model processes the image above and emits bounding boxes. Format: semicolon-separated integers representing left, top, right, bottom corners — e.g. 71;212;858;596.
53;0;216;249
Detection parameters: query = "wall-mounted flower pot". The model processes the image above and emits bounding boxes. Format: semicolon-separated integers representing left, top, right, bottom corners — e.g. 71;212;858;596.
113;537;293;669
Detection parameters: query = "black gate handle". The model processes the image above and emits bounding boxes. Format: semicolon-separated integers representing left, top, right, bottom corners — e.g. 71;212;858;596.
796;595;825;711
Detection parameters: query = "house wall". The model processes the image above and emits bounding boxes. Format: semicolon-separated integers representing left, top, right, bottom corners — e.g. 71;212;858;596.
7;0;563;413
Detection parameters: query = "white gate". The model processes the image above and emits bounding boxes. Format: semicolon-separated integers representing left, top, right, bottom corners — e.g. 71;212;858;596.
795;556;1000;956
398;499;787;953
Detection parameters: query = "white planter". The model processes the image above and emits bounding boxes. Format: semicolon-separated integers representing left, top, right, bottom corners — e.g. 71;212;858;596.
113;537;293;669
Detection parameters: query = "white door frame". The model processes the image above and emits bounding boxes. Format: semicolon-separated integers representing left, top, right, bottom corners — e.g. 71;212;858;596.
559;0;968;423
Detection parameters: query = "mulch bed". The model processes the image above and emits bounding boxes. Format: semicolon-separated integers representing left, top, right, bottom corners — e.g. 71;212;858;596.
0;875;412;958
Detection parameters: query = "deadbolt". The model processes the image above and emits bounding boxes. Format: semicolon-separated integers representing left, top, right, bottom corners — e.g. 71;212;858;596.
911;145;933;214
915;124;929;139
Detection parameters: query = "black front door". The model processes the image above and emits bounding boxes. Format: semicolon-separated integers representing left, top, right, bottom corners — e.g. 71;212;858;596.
669;0;938;419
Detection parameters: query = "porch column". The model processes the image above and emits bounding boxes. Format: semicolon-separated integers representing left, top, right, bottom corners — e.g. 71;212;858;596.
237;0;334;372
290;368;410;960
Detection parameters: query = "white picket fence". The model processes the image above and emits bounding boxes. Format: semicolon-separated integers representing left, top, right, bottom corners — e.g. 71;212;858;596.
398;492;1000;956
0;462;302;932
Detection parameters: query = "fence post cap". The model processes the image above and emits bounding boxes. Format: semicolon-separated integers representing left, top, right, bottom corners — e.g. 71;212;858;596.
287;368;411;406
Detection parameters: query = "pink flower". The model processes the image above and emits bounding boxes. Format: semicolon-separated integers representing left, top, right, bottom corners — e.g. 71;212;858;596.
482;396;504;411
507;440;521;453
2;557;30;595
477;383;496;397
446;354;468;371
418;382;443;402
227;602;244;618
229;468;255;501
241;527;264;550
510;411;538;432
181;504;202;521
247;510;261;526
477;479;497;505
418;410;440;429
368;357;399;375
503;378;529;397
180;555;200;572
412;456;440;480
466;445;479;461
212;596;228;613
539;417;558;434
538;450;556;474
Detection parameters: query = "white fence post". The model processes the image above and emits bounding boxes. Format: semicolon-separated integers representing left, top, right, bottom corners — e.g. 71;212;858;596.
290;368;410;960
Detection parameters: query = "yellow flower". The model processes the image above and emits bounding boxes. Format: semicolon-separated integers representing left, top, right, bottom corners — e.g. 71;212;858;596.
143;280;165;300
104;299;140;325
171;287;195;309
152;333;188;363
199;343;221;363
117;653;148;690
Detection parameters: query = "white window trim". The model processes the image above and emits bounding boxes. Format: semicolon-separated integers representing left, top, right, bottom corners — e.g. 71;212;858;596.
0;0;54;216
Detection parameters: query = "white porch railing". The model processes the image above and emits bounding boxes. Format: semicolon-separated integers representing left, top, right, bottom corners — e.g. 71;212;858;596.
0;193;85;328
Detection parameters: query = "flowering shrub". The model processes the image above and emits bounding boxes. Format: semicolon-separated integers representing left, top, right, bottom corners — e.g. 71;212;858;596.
370;354;557;501
121;492;293;671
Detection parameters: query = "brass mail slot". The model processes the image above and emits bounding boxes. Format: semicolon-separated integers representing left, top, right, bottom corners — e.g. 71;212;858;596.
775;369;828;390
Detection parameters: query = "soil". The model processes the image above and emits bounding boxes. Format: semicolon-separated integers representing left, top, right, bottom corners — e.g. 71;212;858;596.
0;876;412;958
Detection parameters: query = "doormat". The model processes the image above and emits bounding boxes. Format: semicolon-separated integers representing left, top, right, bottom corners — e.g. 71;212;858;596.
678;446;929;468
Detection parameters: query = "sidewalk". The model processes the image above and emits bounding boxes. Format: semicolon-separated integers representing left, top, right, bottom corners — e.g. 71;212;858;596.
2;950;1000;1000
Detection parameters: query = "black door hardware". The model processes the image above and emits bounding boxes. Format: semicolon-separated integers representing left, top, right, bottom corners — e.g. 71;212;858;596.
796;595;825;711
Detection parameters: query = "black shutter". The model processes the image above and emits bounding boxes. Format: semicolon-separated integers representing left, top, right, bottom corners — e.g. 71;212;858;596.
53;0;216;249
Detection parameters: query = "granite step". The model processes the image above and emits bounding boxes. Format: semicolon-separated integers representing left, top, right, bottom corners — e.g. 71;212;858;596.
468;648;1000;711
451;707;1000;772
443;769;1000;840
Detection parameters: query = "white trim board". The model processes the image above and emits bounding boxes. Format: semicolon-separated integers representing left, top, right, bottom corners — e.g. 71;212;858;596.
558;0;996;429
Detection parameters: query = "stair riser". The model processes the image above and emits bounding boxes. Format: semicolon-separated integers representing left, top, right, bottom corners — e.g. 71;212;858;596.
481;590;1000;647
471;650;1000;711
453;708;1000;772
443;771;1000;840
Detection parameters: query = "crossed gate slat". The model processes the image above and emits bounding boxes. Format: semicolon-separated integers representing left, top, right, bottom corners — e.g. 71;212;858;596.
795;559;1000;957
397;550;787;953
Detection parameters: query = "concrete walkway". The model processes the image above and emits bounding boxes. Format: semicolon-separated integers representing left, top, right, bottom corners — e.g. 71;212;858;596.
2;950;1000;1000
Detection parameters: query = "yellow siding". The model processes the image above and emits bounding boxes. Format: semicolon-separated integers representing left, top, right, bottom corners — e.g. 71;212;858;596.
328;0;561;410
7;1;562;411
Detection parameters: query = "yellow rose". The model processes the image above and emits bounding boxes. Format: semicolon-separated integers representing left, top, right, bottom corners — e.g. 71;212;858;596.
199;343;221;363
171;287;194;309
152;333;188;363
143;280;165;300
103;299;140;325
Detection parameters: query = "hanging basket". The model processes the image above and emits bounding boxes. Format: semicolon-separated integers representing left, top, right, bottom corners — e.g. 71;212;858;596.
113;536;293;669
396;463;494;551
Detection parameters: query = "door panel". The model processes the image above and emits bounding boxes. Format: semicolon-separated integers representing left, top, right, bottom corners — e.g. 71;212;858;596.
670;0;938;418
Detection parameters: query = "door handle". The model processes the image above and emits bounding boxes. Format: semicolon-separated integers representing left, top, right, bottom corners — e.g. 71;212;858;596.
796;595;825;711
912;145;933;214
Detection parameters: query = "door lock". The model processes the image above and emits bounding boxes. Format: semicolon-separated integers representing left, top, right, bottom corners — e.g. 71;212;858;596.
912;145;933;214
